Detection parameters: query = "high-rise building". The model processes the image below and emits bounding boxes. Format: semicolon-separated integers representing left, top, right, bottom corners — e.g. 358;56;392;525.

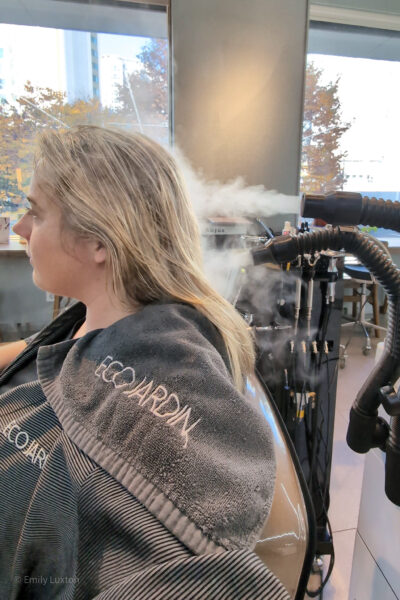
99;54;140;108
91;33;100;100
64;30;97;103
0;47;4;101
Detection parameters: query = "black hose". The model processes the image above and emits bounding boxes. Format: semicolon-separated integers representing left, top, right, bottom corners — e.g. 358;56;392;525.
301;192;400;232
360;196;400;232
386;415;400;505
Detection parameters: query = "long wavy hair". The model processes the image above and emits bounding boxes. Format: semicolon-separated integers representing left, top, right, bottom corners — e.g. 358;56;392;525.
34;126;255;390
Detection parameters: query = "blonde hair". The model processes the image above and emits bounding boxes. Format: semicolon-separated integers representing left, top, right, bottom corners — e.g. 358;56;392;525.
34;126;255;390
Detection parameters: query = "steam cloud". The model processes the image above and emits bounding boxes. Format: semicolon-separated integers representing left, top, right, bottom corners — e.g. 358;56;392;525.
171;148;301;304
170;148;306;369
173;149;300;219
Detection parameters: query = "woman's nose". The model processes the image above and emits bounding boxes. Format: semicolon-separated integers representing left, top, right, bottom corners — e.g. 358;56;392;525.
13;214;31;241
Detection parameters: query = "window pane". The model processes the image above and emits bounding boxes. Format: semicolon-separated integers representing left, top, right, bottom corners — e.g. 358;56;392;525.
0;21;169;225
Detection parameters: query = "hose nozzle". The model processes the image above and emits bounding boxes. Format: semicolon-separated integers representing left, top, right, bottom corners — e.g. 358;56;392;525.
301;192;363;226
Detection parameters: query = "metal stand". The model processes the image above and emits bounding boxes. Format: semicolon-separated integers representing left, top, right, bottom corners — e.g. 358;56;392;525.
341;282;386;365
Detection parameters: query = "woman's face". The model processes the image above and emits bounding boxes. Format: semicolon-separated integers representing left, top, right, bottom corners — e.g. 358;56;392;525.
13;173;99;299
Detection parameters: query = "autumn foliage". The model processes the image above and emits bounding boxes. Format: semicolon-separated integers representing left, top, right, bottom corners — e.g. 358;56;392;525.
301;61;350;194
116;39;168;128
0;82;118;206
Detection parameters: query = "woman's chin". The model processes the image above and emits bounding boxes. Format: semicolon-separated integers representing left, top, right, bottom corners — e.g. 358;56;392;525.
31;270;38;286
32;277;65;300
31;272;48;293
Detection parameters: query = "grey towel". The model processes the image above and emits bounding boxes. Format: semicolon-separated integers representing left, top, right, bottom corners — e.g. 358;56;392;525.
37;302;276;554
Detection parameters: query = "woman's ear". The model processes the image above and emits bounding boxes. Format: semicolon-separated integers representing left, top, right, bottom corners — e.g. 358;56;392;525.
93;240;107;265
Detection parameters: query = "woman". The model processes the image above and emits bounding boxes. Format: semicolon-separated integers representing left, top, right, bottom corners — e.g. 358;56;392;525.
0;126;287;599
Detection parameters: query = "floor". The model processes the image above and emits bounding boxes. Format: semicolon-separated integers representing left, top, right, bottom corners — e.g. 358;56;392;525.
306;326;382;600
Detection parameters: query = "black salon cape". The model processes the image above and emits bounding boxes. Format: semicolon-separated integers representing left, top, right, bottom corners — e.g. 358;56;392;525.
0;301;289;599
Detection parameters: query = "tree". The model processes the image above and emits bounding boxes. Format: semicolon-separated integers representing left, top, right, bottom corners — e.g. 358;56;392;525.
0;82;119;206
301;62;350;194
116;38;168;141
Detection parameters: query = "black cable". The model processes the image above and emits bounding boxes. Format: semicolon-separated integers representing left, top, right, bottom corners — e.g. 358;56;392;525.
322;356;334;508
317;303;332;369
306;290;333;501
303;413;335;595
306;500;335;597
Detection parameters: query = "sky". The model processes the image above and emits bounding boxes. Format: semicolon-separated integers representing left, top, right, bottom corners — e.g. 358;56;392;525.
98;32;150;59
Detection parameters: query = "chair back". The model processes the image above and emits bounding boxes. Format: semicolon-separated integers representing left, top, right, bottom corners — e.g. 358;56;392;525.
245;373;315;599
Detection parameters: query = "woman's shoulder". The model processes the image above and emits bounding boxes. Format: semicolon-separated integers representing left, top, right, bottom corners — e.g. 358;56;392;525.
133;300;231;370
133;301;227;350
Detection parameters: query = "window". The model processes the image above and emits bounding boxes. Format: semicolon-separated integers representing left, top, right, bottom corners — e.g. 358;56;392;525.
302;20;400;237
0;1;169;225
